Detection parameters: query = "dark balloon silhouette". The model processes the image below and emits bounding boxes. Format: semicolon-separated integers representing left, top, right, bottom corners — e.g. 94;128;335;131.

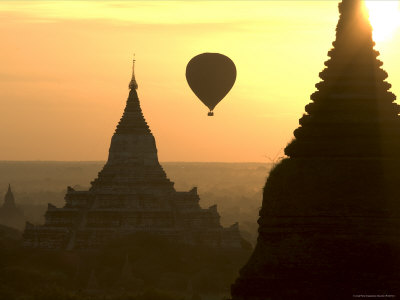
186;53;236;116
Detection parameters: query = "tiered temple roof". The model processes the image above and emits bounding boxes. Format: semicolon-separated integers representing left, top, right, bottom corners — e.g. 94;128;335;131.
23;58;242;250
285;0;400;158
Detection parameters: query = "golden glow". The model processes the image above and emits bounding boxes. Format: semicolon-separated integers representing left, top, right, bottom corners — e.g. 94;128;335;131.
0;1;399;162
365;0;400;42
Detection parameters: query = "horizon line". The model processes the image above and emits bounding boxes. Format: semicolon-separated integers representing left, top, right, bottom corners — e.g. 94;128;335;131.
0;160;269;164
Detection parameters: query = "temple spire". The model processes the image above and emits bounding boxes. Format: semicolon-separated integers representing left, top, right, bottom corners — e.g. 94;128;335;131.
129;55;138;90
90;58;173;191
114;57;150;135
284;0;400;158
3;184;16;209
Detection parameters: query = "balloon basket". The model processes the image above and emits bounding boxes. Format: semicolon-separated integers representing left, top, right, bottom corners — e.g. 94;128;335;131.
208;111;214;116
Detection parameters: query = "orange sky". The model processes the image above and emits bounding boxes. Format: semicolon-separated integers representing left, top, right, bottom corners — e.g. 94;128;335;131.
1;1;400;162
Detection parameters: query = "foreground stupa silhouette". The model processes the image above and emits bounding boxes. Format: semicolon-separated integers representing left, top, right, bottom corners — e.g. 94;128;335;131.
23;58;241;250
231;0;400;299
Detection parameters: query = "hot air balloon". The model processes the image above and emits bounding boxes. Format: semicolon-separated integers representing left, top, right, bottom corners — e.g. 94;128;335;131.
186;53;236;116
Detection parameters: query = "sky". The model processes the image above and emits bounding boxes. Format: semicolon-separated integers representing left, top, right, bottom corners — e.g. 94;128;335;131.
1;1;400;162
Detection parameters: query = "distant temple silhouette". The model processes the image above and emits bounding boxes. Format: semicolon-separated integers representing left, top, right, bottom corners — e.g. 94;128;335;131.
23;58;242;250
232;0;400;299
0;184;24;230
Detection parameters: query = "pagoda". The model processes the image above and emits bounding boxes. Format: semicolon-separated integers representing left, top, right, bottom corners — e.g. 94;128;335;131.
231;0;400;299
23;58;242;250
0;184;25;230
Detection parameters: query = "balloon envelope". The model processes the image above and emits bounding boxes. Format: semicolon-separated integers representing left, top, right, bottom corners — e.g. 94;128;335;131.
186;53;236;113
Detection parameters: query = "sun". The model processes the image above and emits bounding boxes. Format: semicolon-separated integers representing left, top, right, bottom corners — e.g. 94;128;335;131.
365;0;400;42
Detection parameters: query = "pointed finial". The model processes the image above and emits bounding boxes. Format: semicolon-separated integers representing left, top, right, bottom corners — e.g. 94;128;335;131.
129;54;138;90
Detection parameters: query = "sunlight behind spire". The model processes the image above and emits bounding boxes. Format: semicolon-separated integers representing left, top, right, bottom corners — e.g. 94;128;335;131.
365;0;400;42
